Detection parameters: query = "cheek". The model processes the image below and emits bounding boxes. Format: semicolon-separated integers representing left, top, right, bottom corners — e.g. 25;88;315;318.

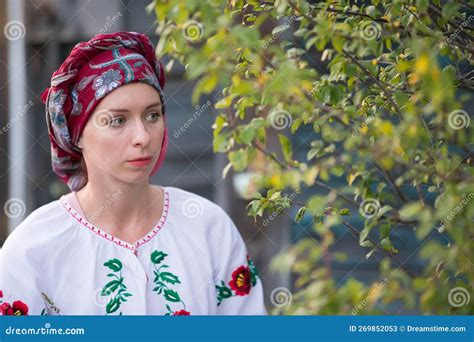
85;132;125;163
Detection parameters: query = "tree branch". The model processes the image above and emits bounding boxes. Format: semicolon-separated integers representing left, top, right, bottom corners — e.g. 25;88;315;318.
342;50;403;121
342;221;416;278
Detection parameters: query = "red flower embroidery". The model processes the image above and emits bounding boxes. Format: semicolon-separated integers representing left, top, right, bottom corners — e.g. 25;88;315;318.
0;303;12;315
228;265;251;296
173;309;190;315
0;290;3;298
0;301;29;316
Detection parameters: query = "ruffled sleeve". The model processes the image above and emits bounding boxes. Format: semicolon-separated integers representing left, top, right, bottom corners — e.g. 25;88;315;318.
210;208;267;315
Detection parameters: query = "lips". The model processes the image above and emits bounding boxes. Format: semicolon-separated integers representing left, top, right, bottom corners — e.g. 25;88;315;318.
128;157;152;162
127;156;152;167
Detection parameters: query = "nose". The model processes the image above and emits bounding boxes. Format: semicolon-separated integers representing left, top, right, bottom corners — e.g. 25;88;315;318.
131;119;151;147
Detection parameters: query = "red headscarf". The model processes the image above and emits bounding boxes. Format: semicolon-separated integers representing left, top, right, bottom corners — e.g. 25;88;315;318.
41;31;168;191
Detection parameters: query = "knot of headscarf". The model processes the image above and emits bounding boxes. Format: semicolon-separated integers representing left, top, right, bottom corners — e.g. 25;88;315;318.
41;31;168;191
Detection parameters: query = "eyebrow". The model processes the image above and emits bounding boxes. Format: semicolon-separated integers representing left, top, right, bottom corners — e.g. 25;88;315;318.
108;102;162;113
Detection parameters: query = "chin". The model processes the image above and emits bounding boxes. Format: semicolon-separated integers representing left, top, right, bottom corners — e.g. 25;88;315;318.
115;170;151;184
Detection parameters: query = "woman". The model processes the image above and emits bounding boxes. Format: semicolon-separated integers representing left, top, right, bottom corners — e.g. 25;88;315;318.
0;32;266;315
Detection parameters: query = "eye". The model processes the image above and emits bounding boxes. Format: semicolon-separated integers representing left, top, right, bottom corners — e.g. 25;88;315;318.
110;117;126;127
146;112;162;122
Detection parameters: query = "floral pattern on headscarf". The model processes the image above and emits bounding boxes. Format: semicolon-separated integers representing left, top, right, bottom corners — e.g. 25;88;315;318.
92;69;123;100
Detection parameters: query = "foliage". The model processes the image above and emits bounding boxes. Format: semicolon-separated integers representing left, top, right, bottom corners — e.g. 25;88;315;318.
151;0;473;314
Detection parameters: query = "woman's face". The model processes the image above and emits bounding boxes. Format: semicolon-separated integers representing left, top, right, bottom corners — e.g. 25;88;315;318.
78;82;165;185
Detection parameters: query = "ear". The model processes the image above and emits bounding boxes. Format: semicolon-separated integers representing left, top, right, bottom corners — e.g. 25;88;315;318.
77;138;83;149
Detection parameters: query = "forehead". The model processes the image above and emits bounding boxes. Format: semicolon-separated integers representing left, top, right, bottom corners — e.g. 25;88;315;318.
94;82;162;111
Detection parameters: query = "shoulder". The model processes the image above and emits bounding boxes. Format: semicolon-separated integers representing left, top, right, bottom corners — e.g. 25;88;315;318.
164;186;243;244
165;186;231;223
1;199;71;258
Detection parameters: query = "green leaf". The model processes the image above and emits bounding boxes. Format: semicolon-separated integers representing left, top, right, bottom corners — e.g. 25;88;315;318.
106;297;121;314
213;131;230;153
278;134;293;163
339;208;350;215
239;125;256;145
307;148;319;161
151;250;168;264
216;285;233;299
215;95;236;109
359;224;374;244
101;280;120;296
378;205;393;217
380;238;398;253
380;223;391;239
228;149;248;172
307;196;327;215
360;240;375;248
399;202;423;219
104;259;122;272
164;289;181;302
331;36;344;52
295;207;306;223
416;0;429;11
160;272;182;285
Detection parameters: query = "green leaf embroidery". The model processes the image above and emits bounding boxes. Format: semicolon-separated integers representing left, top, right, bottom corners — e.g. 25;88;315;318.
216;281;233;306
151;250;168;264
106;297;121;314
104;259;122;272
164;289;181;302
41;292;61;315
150;249;188;314
101;280;120;296
160;272;181;285
248;258;259;287
101;257;133;315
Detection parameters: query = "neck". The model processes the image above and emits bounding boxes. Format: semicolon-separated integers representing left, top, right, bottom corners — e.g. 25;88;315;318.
76;178;158;229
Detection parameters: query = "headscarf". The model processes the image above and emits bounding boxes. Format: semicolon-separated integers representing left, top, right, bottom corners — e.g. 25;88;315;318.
41;31;168;191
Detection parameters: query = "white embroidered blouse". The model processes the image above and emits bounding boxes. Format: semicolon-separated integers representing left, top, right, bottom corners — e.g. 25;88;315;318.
0;186;267;315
